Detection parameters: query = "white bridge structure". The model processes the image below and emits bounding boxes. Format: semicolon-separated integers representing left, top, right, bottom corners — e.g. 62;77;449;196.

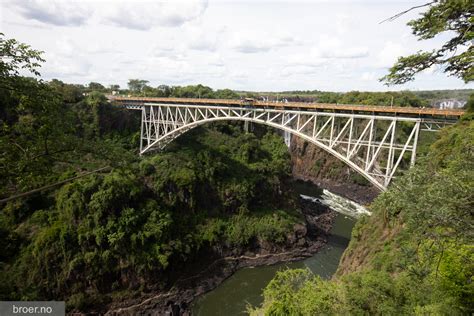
112;97;463;191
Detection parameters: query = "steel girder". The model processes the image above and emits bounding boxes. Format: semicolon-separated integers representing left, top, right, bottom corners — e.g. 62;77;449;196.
139;103;422;191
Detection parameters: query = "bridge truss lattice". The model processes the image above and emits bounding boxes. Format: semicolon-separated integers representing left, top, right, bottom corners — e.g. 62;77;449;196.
136;103;423;191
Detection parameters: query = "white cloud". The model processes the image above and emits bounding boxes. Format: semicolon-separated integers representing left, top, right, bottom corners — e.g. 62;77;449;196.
285;54;326;67
319;47;369;59
43;52;92;77
149;41;183;59
421;64;440;75
335;13;355;35
188;39;216;51
104;0;208;30
7;0;92;26
230;37;273;53
376;41;407;68
186;26;223;52
229;31;301;54
311;36;369;59
7;0;208;30
360;71;376;81
3;0;472;91
281;65;322;76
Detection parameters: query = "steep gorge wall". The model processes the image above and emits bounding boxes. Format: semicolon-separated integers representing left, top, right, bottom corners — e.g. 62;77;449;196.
289;136;379;204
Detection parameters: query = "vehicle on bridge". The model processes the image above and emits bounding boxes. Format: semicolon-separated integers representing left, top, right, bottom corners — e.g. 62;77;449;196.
241;97;256;107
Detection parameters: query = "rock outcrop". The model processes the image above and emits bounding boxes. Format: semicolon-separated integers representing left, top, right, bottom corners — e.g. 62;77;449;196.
289;136;380;204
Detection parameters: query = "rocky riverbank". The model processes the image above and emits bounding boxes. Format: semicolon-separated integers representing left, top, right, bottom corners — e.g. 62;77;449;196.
290;137;380;205
104;197;336;316
293;176;378;205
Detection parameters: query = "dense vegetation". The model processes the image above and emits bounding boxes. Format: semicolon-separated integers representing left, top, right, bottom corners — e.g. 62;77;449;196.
2;31;471;314
249;118;473;315
89;78;472;109
242;90;431;107
0;34;300;311
119;83;434;108
250;2;473;312
0;123;300;310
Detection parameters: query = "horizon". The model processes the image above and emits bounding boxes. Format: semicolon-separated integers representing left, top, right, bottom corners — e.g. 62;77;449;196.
56;80;474;94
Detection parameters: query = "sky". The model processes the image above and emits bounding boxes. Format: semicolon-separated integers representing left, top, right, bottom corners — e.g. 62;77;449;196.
2;0;473;92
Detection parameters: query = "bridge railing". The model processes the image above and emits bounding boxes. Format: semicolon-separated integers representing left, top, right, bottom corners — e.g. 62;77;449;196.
109;96;465;118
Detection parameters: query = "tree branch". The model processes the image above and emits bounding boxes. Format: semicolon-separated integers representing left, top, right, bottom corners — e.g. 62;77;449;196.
379;1;436;24
0;166;110;204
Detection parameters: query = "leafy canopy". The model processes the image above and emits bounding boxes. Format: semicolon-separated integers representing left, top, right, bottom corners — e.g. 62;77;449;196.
381;0;473;84
0;32;44;80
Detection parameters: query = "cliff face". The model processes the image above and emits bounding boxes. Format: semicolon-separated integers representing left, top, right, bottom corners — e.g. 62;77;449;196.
289;136;379;204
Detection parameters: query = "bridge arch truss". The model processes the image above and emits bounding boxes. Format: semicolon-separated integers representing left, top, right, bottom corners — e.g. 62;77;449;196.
139;103;421;191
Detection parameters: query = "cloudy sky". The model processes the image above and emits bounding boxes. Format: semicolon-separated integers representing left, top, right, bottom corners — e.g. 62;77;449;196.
2;0;472;92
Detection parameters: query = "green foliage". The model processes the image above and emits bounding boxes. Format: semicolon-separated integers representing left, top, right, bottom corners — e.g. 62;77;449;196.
127;79;149;93
215;88;240;99
1;122;299;305
48;79;84;103
252;120;474;315
349;172;370;186
1;79;298;310
87;82;105;91
381;0;474;84
171;84;214;98
312;159;324;174
249;269;345;316
465;93;474;112
0;34;303;311
115;79;469;110
123;82;241;99
326;160;345;178
0;32;44;79
237;90;431;107
200;209;298;246
461;93;474;120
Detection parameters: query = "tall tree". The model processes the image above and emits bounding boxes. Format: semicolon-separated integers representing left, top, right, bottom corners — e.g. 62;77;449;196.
0;34;72;192
157;84;171;97
88;82;105;91
127;79;149;93
381;0;473;85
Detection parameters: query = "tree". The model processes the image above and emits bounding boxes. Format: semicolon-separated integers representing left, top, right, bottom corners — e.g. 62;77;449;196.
381;0;473;85
48;79;83;103
0;34;73;192
465;93;474;112
0;32;44;81
127;79;149;93
215;88;239;99
157;84;171;97
88;82;105;91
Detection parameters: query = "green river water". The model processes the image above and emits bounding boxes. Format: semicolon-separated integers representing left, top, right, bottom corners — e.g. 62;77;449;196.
192;181;360;315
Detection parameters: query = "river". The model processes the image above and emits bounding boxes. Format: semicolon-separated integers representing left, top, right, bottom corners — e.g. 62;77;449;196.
192;181;367;315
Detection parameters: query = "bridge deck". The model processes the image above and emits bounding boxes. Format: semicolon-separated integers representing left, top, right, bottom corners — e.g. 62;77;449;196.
111;96;465;118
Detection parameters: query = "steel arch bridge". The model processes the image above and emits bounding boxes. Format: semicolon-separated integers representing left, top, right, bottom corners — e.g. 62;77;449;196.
112;97;463;191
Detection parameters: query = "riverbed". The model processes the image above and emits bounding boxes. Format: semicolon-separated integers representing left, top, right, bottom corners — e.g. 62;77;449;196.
192;181;363;315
